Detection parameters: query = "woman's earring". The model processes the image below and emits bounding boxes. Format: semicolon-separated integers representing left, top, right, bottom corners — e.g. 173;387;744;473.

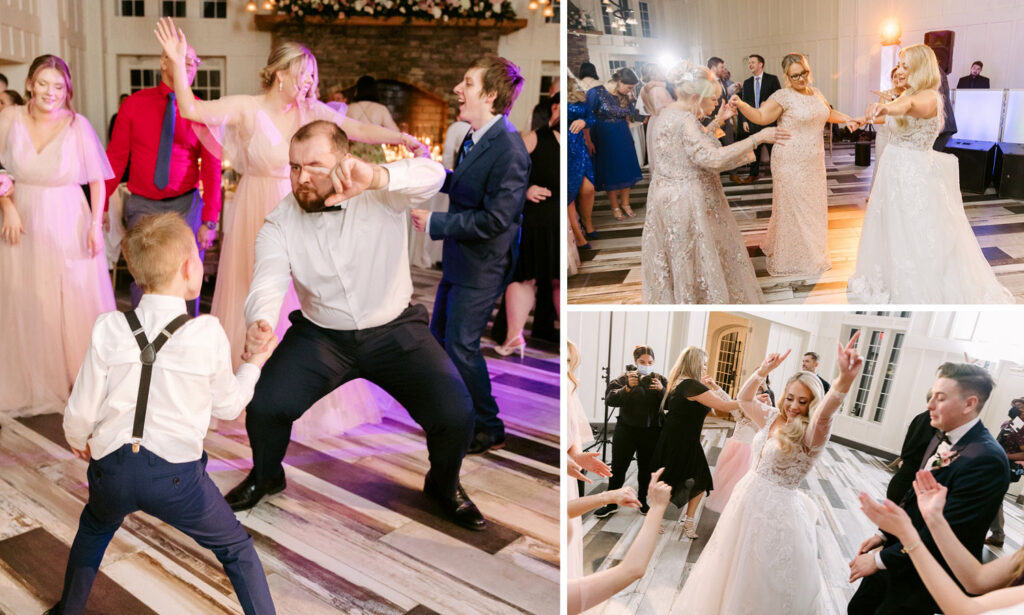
279;81;283;92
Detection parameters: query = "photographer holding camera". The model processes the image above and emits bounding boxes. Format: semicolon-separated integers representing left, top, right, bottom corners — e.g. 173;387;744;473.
594;345;668;517
986;399;1024;547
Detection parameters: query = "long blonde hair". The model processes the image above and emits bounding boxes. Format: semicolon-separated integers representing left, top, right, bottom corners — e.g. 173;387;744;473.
259;41;319;105
892;44;943;130
566;72;586;104
773;371;825;455
567;340;581;394
662;346;707;410
780;52;813;89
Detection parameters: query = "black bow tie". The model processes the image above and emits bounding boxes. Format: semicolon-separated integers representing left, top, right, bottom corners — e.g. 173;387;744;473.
937;431;952;445
319;205;345;213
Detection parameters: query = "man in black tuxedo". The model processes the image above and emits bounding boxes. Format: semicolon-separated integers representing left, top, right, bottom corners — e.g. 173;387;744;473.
802;351;831;394
926;45;958;151
886;398;937;502
848;362;1010;615
739;54;781;183
957;61;991;89
411;56;530;455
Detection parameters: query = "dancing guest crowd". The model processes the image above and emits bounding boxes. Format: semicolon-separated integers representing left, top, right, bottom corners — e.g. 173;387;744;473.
0;16;556;614
566;332;1024;615
568;43;1015;305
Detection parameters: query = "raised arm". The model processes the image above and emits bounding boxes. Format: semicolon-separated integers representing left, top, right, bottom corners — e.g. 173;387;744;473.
859;486;1024;615
736;349;792;428
568;471;671;615
805;332;863;449
730;94;783;125
155;18;247;125
913;470;1020;594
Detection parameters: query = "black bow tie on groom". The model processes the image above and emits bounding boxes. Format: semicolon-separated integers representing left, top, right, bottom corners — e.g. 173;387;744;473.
319;205;345;212
937;431;951;445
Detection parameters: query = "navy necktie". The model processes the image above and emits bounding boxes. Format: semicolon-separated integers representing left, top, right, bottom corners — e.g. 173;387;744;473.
154;92;176;190
455;130;474;168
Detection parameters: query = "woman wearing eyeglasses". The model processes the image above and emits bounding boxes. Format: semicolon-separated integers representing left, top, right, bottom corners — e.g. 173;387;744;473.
729;52;859;278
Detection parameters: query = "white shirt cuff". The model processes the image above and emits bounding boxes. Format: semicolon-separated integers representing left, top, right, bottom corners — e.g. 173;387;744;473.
874;550;886;570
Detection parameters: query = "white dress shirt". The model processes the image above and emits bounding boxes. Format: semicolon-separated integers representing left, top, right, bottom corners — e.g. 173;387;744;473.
875;415;981;570
245;157;445;331
64;294;260;463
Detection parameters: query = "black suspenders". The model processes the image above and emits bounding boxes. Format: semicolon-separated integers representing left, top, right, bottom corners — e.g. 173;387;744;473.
123;310;191;453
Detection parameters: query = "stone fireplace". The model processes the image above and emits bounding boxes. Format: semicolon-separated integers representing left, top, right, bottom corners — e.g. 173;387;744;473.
255;14;527;148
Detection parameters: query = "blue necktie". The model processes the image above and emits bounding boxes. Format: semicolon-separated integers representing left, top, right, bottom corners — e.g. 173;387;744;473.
754;76;761;109
455;130;474;168
154;92;176;190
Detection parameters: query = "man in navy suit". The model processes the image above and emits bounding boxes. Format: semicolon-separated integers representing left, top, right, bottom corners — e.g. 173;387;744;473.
739;54;781;183
411;56;530;455
848;362;1010;615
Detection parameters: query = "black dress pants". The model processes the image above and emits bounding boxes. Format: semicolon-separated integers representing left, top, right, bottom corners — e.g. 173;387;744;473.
246;305;474;500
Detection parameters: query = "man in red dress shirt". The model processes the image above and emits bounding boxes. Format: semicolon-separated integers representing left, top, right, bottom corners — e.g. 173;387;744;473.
105;44;221;314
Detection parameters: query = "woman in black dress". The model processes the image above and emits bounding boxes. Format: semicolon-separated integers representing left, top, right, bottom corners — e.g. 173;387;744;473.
654;346;740;539
495;97;560;357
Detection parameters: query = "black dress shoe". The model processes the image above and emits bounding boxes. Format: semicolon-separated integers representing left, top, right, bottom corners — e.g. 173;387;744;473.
467;431;505;455
225;472;287;512
424;474;486;531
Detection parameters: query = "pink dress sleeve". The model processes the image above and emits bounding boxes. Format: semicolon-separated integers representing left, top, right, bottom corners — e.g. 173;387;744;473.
309;100;348;126
190;95;255;172
71;114;115;183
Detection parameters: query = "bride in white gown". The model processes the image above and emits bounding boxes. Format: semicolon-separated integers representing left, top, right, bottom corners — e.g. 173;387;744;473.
847;44;1014;304
670;333;864;615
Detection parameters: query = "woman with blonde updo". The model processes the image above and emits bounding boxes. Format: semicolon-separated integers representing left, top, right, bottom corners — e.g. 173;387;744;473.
670;333;864;614
730;52;859;278
847;43;1013;303
156;19;425;436
641;65;789;304
0;54;115;411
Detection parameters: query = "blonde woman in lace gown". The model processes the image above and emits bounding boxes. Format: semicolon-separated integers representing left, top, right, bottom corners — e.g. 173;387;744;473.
730;53;859;277
670;333;864;615
0;56;115;411
847;44;1013;304
642;66;788;304
157;19;428;436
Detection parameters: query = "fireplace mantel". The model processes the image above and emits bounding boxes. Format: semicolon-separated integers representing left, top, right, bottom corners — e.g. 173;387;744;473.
254;13;528;34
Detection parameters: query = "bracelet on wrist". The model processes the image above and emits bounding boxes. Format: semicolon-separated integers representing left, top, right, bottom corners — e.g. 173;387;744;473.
902;540;922;554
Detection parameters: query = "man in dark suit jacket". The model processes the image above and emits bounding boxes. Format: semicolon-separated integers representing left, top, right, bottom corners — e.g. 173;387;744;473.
925;44;959;151
848;363;1010;615
739;54;781;182
411;56;530;455
886;403;937;502
802;351;831;393
957;61;991;89
707;57;735;146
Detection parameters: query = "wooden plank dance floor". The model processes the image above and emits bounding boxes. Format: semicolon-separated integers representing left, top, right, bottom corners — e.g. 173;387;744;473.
0;266;560;614
568;142;1024;304
579;419;1023;614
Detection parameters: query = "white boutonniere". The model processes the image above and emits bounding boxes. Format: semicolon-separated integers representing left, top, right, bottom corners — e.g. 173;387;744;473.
929;445;959;471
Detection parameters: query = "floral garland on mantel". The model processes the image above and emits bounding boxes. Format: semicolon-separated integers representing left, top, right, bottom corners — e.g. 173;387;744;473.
275;0;519;21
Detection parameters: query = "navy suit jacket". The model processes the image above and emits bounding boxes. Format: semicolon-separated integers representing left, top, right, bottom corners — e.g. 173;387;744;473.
429;115;531;289
879;420;1009;611
740;72;782;135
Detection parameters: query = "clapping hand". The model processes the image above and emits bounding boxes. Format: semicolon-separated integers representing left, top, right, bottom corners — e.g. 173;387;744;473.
154;17;188;67
757;348;791;378
858;491;916;549
570;449;612;479
913;469;948;524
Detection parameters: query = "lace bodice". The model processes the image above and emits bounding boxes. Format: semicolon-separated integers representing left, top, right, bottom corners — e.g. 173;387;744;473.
750;408;823;489
885;91;942;151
